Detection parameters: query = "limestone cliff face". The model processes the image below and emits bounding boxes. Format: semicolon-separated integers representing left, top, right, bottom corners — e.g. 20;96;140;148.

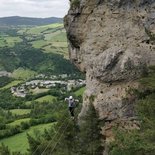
64;0;155;150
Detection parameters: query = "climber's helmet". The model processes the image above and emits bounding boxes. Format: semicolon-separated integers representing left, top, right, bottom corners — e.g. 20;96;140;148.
69;96;73;100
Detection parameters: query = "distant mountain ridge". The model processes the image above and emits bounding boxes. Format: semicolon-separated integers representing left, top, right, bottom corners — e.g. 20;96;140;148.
0;16;63;26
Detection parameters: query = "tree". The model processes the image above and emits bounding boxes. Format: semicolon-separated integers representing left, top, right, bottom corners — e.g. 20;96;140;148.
0;143;10;155
78;103;103;155
27;133;41;155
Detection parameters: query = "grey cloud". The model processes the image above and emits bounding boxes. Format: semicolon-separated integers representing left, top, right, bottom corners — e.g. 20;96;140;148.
0;0;69;18
27;0;52;2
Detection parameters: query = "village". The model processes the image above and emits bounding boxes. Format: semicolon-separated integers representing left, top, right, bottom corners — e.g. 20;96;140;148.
11;78;86;98
0;71;12;77
0;71;85;98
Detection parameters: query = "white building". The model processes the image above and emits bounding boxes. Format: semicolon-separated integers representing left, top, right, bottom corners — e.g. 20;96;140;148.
0;71;12;77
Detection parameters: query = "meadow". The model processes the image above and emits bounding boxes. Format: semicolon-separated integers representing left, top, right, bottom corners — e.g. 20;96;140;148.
0;36;22;47
8;118;31;126
10;109;31;116
0;80;22;90
12;68;37;80
22;23;63;35
35;95;56;103
0;123;53;154
74;87;86;96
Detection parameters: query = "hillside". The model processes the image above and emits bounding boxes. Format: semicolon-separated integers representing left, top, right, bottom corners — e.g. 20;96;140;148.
0;23;68;57
0;16;62;26
0;23;71;74
19;23;68;58
0;18;85;154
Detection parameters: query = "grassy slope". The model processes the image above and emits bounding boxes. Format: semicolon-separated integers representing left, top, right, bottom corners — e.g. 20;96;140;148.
26;95;56;105
31;40;47;48
8;118;31;126
35;95;56;103
25;23;63;35
5;36;22;46
0;23;69;74
0;36;22;47
0;38;6;47
0;80;22;90
10;109;31;116
12;68;37;80
74;87;86;96
0;123;53;154
19;23;68;58
30;88;50;95
0;23;67;58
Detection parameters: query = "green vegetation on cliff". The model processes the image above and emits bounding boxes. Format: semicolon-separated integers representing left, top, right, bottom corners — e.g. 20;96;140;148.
110;67;155;155
27;103;103;155
71;0;80;8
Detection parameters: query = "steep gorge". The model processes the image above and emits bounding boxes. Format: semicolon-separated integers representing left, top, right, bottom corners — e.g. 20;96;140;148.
64;0;155;154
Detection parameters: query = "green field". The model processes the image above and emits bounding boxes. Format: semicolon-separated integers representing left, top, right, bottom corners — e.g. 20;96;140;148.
31;40;48;48
74;87;86;96
31;38;67;56
0;38;6;47
10;109;31;116
0;80;22;90
44;30;63;40
0;123;53;154
23;23;63;35
5;36;22;46
30;88;49;95
8;118;31;126
18;23;68;58
49;42;67;47
48;32;67;42
43;45;68;58
35;95;56;103
0;36;22;47
26;95;56;105
17;28;27;34
12;68;37;80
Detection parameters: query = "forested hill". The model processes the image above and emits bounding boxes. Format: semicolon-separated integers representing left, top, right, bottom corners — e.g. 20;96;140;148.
0;16;63;26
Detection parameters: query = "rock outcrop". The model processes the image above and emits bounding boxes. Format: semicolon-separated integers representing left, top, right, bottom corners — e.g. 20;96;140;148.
64;0;155;153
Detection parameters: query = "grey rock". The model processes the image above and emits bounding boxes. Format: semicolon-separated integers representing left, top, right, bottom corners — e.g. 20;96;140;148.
65;0;155;154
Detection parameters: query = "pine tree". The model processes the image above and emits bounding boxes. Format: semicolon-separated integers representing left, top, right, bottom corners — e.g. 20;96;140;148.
27;99;103;155
27;133;41;155
0;143;10;155
78;102;103;155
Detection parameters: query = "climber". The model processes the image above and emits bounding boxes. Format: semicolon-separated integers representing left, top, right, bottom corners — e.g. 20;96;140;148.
65;96;79;118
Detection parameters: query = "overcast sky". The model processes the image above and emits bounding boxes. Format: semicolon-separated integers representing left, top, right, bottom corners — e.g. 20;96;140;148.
0;0;70;18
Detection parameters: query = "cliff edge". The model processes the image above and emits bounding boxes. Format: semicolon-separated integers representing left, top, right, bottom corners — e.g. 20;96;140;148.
64;0;155;153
